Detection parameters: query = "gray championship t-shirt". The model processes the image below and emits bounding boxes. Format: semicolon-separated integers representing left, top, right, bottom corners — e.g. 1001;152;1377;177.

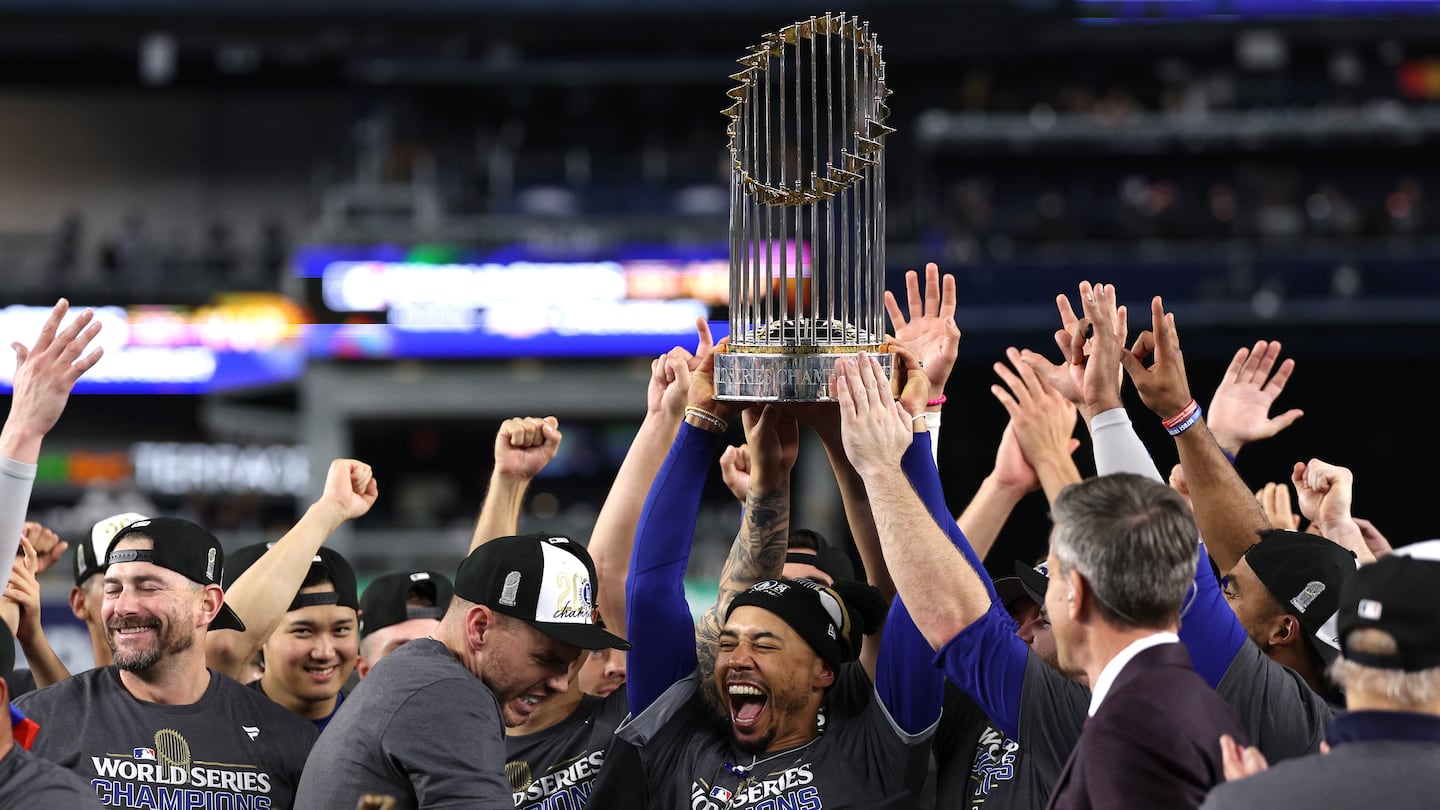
505;689;629;809
0;745;105;809
13;666;319;809
932;653;1090;810
1214;639;1339;763
294;637;512;810
589;662;933;810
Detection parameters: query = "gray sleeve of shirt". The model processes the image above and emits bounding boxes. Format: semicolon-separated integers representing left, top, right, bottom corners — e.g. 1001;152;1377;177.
1016;653;1091;790
1089;407;1165;483
0;455;37;595
1216;640;1336;763
384;679;514;809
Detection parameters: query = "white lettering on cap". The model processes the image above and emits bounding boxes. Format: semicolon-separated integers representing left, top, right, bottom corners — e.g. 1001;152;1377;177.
536;543;592;624
499;571;522;607
206;548;217;582
409;572;431;582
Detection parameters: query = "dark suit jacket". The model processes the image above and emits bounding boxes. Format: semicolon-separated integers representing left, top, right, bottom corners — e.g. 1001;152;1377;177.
1046;642;1246;810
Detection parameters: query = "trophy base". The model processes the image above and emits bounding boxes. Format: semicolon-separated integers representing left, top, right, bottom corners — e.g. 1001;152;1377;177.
714;350;892;402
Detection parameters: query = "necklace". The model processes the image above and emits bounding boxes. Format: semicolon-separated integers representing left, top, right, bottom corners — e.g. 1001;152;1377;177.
729;736;820;777
707;736;821;810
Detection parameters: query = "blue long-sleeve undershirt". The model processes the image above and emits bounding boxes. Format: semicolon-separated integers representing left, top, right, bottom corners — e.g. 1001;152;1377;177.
625;422;720;715
1178;540;1248;687
873;432;949;735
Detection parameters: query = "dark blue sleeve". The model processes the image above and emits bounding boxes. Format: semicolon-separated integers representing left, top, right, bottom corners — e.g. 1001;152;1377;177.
1178;539;1248;688
873;434;948;734
903;430;1022;735
904;434;1000;607
625;422;722;715
933;602;1029;739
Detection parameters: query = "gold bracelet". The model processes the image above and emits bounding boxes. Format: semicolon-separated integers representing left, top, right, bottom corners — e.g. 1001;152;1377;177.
684;406;728;432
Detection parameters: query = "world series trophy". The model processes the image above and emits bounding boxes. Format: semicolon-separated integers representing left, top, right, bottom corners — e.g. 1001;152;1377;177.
714;12;895;402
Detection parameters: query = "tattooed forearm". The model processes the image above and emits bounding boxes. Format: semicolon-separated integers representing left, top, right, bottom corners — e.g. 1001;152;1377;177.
696;484;791;684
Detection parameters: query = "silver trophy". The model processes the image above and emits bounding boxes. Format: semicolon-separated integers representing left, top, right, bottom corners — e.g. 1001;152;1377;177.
714;13;895;402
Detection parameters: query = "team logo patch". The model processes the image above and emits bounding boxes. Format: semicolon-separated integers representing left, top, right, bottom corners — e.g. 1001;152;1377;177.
500;571;522;607
1290;581;1325;613
1358;599;1383;620
132;748;156;761
709;786;733;802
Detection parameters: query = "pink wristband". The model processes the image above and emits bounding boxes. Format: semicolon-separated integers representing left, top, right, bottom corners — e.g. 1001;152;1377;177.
927;395;947;407
1161;399;1199;430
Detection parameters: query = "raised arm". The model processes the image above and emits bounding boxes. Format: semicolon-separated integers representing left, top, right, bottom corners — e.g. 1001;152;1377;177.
1291;458;1372;564
585;348;691;640
206;459;377;679
884;262;961;464
1205;341;1304;461
470;416;562;551
0;299;103;593
964;347;1083;557
694;405;795;685
2;536;70;687
1019;281;1160;482
1120;295;1271;575
625;338;741;714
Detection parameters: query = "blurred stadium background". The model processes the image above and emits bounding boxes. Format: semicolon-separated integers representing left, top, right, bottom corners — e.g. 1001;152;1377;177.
3;0;1439;670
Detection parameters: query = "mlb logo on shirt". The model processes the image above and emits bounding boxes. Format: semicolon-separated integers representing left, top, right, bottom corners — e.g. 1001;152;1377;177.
133;748;156;761
709;786;733;802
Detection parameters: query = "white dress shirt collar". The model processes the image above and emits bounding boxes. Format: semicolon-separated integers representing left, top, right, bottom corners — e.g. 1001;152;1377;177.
1087;632;1180;717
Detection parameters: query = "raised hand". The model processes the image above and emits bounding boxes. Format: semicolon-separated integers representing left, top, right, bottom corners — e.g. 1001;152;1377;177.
4;536;42;642
719;444;752;503
1020;281;1128;419
1206;341;1304;458
836;353;913;479
743;405;801;493
889;341;931;420
1118;295;1195;424
22;520;67;575
493;416;563;480
649;347;695;420
1255;481;1301;532
884;262;960;399
686;317;742;424
1292;458;1370;562
991;346;1081;484
2;298;105;461
317;458;380;523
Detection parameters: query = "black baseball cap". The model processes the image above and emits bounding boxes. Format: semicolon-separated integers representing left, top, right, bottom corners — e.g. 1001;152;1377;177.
1337;554;1440;672
75;512;149;586
726;578;875;670
1244;529;1359;665
360;570;454;638
223;542;359;612
995;559;1050;611
103;517;246;632
455;533;629;651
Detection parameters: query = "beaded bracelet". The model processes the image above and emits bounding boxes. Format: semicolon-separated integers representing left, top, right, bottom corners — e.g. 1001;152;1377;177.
684;406;728;432
927;395;947;407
